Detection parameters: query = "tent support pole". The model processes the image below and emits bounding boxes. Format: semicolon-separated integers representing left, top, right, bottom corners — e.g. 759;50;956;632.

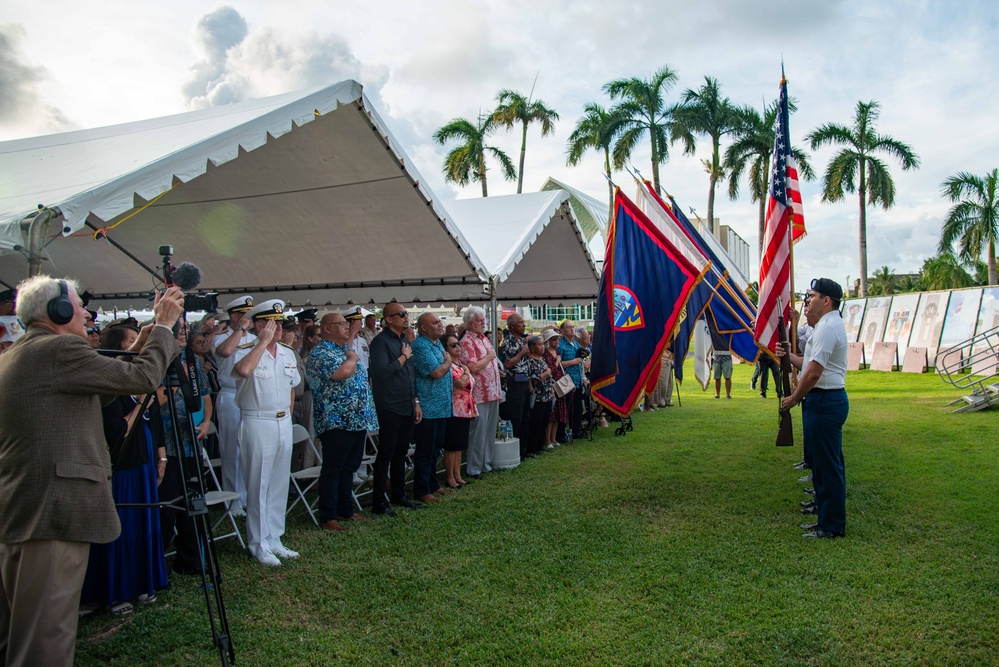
490;276;498;350
19;207;57;278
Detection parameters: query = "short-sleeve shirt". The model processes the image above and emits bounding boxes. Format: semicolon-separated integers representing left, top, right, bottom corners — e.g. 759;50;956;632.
306;339;378;435
526;356;552;402
450;363;478;419
498;333;530;377
211;330;256;390
162;352;211;457
411;334;452;420
460;332;502;404
232;343;301;412
557;337;584;388
803;311;848;390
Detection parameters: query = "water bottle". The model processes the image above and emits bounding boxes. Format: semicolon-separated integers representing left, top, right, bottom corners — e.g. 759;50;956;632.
565;427;573;442
503;421;512;440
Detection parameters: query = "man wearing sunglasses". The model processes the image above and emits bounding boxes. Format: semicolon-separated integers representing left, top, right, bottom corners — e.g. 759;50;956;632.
368;303;423;516
777;278;849;539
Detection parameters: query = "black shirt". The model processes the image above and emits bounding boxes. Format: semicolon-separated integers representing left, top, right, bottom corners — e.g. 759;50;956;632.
368;328;416;416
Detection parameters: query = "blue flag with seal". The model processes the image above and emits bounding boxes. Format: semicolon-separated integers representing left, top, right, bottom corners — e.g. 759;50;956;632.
591;189;708;417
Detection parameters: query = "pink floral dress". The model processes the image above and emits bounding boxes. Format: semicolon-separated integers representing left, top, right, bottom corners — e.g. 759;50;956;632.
450;363;478;418
460;332;502;404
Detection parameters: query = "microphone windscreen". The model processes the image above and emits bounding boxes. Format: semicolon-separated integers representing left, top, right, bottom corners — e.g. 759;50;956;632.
172;262;203;291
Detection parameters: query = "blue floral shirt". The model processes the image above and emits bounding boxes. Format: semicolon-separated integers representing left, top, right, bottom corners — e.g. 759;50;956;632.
306;339;378;435
557;336;584;388
411;334;453;420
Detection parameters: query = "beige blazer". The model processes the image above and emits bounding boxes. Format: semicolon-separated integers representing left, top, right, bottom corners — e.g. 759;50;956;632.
0;325;179;544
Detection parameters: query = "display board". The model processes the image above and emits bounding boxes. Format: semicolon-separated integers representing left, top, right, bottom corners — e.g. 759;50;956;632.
939;288;983;349
885;293;920;366
841;299;867;344
909;291;949;365
859;297;891;362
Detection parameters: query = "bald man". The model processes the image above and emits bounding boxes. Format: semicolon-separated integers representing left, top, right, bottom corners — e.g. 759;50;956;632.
410;313;453;502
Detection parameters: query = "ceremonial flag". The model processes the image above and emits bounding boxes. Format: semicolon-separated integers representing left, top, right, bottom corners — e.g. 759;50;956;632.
591;189;707;416
651;186;760;368
755;72;801;352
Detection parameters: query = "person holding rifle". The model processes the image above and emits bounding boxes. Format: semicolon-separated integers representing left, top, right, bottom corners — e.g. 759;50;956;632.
776;278;849;539
0;276;184;667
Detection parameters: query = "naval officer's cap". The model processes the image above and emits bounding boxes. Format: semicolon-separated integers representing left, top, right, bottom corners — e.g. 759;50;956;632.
224;295;254;314
246;299;286;321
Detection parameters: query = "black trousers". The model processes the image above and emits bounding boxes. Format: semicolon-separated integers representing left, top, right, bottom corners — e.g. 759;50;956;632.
504;380;532;456
373;408;414;509
527;398;551;455
317;429;366;522
159;456;203;574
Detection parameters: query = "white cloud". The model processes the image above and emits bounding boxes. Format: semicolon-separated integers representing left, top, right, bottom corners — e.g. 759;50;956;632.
0;23;75;137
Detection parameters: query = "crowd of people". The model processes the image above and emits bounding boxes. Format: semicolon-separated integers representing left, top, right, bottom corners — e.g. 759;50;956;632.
0;277;614;665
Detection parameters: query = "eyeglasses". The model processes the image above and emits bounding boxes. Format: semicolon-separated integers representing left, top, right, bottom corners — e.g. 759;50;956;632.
387;311;409;319
447;342;461;348
86;328;99;335
332;321;350;328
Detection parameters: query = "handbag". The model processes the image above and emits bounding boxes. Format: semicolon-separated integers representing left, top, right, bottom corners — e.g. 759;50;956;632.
553;368;576;398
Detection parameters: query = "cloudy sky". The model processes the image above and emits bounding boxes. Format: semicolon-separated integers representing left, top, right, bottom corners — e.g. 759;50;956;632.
2;0;997;289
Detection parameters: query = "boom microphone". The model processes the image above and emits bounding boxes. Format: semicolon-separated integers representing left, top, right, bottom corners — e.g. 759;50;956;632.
172;262;203;292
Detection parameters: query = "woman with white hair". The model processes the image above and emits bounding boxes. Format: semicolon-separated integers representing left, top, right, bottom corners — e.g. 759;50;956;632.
459;306;501;478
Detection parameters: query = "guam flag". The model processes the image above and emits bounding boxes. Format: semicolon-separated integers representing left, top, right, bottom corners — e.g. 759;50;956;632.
591;189;708;417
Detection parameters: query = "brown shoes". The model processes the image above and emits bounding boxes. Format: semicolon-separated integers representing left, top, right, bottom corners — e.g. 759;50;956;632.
418;494;441;503
435;488;455;495
338;513;371;522
320;519;346;532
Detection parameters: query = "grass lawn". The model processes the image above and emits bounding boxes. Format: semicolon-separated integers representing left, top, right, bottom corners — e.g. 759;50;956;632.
76;365;999;666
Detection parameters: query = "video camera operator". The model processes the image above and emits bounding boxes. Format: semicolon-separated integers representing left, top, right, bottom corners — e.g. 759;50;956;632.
0;275;184;667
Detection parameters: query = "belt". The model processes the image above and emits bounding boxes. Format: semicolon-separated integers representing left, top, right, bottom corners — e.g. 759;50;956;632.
808;387;845;393
241;410;290;419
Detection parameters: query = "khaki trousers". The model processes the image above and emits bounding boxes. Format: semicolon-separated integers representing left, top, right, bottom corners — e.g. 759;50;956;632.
0;539;90;667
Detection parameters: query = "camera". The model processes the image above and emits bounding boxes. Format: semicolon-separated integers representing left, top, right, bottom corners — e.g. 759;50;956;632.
158;245;218;313
577;347;591;359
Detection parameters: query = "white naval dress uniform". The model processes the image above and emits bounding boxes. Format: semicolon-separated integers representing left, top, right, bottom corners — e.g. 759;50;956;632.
232;341;301;559
212;329;256;509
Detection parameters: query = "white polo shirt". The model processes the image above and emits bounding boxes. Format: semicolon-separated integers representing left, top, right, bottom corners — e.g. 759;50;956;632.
802;310;847;390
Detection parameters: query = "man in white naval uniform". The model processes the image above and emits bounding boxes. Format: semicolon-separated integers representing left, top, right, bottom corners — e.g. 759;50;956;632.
211;295;256;515
232;299;301;566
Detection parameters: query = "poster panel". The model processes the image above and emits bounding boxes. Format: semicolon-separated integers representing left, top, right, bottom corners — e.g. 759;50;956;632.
859;297;891;362
841;299;867;344
939;288;983;349
885;293;921;365
969;287;999;373
909;291;950;364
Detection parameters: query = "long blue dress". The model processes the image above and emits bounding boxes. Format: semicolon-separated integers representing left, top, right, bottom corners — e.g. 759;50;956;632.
81;397;169;605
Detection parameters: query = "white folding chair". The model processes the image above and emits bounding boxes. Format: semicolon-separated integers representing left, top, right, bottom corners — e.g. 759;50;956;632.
288;424;323;525
352;430;379;511
200;446;245;550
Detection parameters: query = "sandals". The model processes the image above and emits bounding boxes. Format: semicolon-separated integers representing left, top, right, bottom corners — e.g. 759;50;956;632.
110;601;133;615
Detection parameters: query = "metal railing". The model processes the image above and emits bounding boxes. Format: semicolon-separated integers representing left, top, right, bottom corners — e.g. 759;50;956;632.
936;325;999;412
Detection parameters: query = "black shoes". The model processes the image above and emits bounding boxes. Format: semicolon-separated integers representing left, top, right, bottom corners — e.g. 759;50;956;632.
804;529;845;539
803;488;815;496
372;506;398;517
800;522;818;531
792;461;810;471
391;497;423;510
800;505;817;515
800;500;815;508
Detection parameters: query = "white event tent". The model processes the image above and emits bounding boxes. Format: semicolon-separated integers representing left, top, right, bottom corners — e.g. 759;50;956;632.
442;191;600;306
0;80;491;309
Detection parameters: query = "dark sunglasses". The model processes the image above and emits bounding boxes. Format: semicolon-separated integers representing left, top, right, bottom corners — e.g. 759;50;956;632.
387;311;409;319
447;342;461;348
86;327;99;335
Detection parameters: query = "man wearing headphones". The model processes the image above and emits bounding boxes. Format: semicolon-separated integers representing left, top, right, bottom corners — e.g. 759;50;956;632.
0;275;184;667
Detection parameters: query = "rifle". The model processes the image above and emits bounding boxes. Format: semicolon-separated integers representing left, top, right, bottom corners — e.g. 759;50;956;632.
775;297;794;447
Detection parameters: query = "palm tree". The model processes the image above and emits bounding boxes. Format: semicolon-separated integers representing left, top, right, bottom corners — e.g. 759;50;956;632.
674;77;744;234
725;100;815;257
566;102;624;227
603;65;694;195
899;275;923;293
492;89;559;194
806;100;920;297
918;252;975;291
433;113;516;197
939;168;999;285
868;266;896;296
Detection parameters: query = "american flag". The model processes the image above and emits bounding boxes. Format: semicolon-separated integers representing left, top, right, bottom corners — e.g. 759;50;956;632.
754;74;805;352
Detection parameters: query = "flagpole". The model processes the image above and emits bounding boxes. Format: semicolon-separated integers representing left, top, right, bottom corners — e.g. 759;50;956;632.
784;72;799;355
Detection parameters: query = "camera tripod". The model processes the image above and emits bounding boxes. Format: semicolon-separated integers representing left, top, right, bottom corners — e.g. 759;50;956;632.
114;349;235;666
